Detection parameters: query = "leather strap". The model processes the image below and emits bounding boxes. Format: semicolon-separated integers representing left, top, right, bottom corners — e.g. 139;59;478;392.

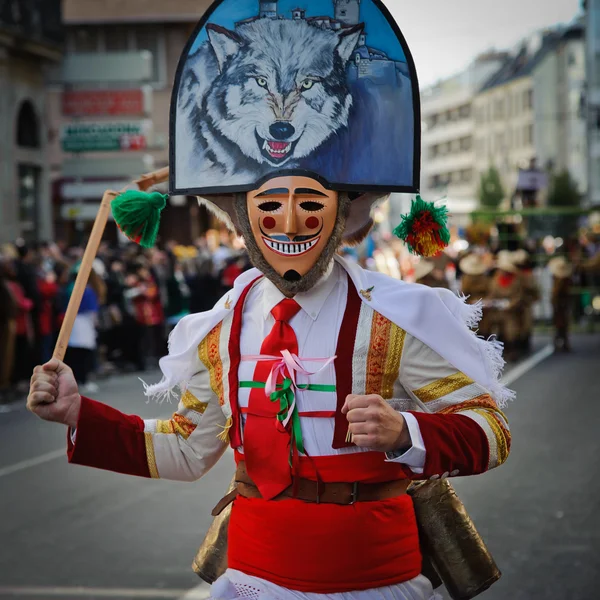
211;461;410;515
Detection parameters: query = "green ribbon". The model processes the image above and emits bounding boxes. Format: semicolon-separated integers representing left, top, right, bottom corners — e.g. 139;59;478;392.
239;379;336;462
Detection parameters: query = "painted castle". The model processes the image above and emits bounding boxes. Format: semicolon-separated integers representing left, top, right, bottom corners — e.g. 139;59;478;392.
236;0;409;84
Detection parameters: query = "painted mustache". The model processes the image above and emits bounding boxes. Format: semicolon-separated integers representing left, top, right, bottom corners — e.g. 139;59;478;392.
259;223;323;257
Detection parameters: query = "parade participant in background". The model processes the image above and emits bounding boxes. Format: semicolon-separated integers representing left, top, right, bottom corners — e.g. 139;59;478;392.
27;1;512;598
487;252;524;360
548;257;573;352
414;260;449;289
459;254;490;337
512;249;539;353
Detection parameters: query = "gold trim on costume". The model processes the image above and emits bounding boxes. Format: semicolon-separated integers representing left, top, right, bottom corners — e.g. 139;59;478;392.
365;312;405;399
198;323;225;405
473;409;509;466
156;419;175;434
217;416;233;443
383;326;405;399
413;372;474;403
145;432;160;479
440;394;509;425
181;389;209;414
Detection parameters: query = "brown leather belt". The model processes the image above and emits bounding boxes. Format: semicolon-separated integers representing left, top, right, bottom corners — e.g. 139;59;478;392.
211;461;410;516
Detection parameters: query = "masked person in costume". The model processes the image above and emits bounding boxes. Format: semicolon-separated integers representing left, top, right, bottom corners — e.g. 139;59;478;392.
27;1;513;598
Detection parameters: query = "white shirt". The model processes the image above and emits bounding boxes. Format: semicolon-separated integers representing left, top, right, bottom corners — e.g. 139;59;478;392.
237;262;426;470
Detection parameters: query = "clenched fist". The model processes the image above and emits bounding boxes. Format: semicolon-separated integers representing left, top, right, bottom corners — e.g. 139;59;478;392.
342;394;411;453
27;359;81;429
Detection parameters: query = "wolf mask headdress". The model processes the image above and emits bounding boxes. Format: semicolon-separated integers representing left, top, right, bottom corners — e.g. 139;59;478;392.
169;0;421;282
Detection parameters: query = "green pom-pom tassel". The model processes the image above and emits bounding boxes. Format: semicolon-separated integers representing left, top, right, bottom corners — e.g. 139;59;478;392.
111;190;167;248
392;196;450;257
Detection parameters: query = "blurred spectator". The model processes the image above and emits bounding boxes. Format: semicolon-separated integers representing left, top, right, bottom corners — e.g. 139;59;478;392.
64;267;99;393
0;255;17;400
549;257;573;352
126;265;166;371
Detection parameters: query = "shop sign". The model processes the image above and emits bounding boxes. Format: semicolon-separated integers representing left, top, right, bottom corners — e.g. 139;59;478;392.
62;89;148;117
61;121;151;152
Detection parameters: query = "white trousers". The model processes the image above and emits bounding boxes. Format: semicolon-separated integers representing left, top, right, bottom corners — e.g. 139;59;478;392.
210;569;441;600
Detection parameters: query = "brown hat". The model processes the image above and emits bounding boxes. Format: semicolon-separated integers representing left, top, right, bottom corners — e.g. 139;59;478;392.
548;257;573;279
459;254;487;276
511;249;529;266
496;253;518;273
414;259;435;281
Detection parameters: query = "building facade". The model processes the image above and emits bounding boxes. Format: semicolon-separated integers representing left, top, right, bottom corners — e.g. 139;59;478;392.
420;53;507;218
585;0;600;204
533;23;586;196
473;25;586;208
46;0;213;243
0;0;63;243
473;47;537;207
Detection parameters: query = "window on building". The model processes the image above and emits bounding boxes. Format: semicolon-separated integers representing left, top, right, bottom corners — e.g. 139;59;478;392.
69;27;99;52
135;26;166;87
523;125;533;146
429;145;438;160
451;171;461;184
451;139;460;152
459;104;471;119
429;114;438;129
105;25;130;52
16;101;40;148
430;175;440;189
68;26;166;87
461;169;473;183
495;98;505;120
460;137;472;152
524;89;534;110
568;51;577;67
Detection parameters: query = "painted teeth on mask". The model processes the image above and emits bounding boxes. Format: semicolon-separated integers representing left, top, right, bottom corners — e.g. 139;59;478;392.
266;238;318;255
262;140;291;155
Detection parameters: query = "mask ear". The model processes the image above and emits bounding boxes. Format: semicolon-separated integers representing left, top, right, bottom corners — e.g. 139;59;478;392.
335;24;363;64
343;192;389;241
196;194;242;235
206;24;242;72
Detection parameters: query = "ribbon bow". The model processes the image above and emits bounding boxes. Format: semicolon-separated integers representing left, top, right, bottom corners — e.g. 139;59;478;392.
241;351;336;458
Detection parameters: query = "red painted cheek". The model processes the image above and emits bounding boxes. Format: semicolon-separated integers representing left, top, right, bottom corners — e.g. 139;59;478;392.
305;217;320;230
262;217;276;230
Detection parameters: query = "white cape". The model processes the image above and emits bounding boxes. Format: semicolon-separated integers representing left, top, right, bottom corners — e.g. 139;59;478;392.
146;256;514;407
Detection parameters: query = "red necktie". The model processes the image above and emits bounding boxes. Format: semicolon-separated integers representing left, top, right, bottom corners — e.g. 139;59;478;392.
244;298;301;500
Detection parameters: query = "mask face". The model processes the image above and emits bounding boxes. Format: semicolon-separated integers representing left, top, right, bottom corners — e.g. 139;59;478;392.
247;176;338;282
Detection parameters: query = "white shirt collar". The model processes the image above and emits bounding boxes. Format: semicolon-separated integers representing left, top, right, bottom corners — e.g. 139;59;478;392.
261;261;339;322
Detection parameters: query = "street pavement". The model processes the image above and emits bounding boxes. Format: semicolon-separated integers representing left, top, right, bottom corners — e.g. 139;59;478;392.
0;335;599;599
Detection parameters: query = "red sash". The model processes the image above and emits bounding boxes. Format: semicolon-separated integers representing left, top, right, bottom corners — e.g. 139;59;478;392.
228;451;421;593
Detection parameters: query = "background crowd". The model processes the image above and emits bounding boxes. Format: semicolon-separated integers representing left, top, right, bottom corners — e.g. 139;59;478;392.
1;222;599;404
0;229;250;402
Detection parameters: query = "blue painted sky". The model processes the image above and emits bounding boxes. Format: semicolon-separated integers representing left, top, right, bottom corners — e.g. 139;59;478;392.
189;0;407;63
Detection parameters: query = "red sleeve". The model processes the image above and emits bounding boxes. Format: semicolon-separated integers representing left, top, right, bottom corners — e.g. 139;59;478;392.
67;396;151;478
409;412;489;478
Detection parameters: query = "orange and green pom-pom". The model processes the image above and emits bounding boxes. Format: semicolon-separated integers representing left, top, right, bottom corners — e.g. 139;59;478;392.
393;196;450;257
111;190;167;248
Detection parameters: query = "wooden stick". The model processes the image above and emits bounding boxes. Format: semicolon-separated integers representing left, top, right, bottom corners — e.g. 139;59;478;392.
135;166;169;191
52;166;170;362
53;190;116;361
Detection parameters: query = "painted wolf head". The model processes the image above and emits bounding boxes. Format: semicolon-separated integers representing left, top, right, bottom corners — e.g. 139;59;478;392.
195;18;362;170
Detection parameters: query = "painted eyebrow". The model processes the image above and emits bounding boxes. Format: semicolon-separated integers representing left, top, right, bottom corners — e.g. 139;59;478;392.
255;188;289;197
295;188;328;197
